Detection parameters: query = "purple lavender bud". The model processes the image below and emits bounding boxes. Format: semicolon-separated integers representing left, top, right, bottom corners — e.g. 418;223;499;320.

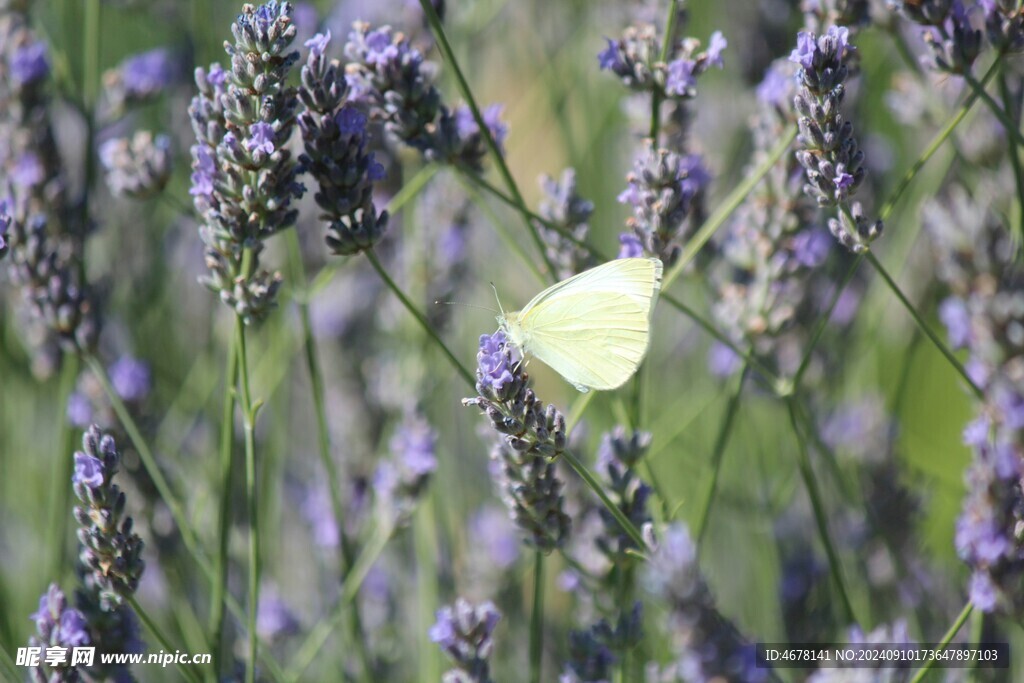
246;122;277;155
257;585;301;640
118;48;177;100
617;232;644;259
707;341;742;377
305;29;331;57
189;144;216;197
756;62;796;107
938;296;971;348
597;37;624;70
789;31;819;70
706;31;728;68
665;59;697;96
475;332;515;394
29;584;90;648
73;452;105;490
13;152;45;189
431;598;501;683
108;356;152;402
11;40;49;85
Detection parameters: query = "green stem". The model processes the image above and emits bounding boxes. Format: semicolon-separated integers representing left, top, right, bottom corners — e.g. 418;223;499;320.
128;597;204;683
786;398;857;626
997;69;1024;254
529;551;545;683
908;602;973;683
561;450;646;550
864;251;983;400
208;340;237;677
694;365;747;546
234;315;261;683
416;0;558;280
82;0;100;109
365;248;475;387
880;57;1002;222
664;125;798;290
962;70;1024;148
47;355;80;580
649;0;681;142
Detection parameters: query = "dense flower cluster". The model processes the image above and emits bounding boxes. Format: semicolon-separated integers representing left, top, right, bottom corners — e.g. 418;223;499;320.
644;524;776;682
99;131;173;199
618;142;710;267
981;0;1024;52
430;598;502;683
298;30;388;255
598;23;726;100
536;168;596;280
0;6;100;370
103;47;179;113
343;22;508;172
892;0;984;74
188;1;305;323
463;332;572;552
791;26;881;252
927;185;1024;614
26;584;90;683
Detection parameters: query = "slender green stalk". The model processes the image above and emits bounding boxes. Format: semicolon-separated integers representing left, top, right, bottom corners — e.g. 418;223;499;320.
962;70;1024;148
649;0;681;141
128;597;204;683
82;0;100;109
664;125;798;290
47;355;79;580
997;70;1024;253
365;248;475;387
864;251;983;400
208;340;237;677
908;602;973;683
0;645;20;683
694;365;748;547
786;398;857;626
529;551;545;683
880;57;1002;222
562;450;646;550
416;0;558;280
233;315;261;683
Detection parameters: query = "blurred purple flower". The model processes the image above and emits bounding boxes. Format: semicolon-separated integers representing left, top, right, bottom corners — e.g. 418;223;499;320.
109;356;152;402
11;41;49;85
708;341;741;377
337;105;368;136
598;38;623;70
454;103;509;151
469;506;521;570
120;48;177;98
67;392;94;428
618;232;644;259
792;229;831;268
189;145;216;197
665;59;697;95
706;31;727;68
305;30;331;57
939;297;971;348
389;413;438;478
756;62;794;107
257;586;301;640
13;152;44;189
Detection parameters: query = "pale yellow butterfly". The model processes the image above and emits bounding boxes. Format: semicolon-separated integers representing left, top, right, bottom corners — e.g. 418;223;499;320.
497;257;663;392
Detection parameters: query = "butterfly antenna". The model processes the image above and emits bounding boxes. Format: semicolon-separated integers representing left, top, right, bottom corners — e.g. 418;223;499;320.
490;282;506;318
434;299;498;314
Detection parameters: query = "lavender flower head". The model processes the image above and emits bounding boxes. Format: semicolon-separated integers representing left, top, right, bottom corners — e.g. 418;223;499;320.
26;584;90;681
105;48;178;108
298;27;389;256
894;0;984;74
619;143;710;267
99;131;173;199
981;0;1024;53
599;23;727;100
463;332;571;552
537;168;597;279
430;598;501;683
188;1;305;323
791;26;882;252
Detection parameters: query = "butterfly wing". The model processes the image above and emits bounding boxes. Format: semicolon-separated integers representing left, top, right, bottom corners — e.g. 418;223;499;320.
519;257;663;315
520;290;654;391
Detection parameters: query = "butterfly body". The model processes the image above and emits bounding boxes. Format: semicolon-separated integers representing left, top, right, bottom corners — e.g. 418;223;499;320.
497;257;663;392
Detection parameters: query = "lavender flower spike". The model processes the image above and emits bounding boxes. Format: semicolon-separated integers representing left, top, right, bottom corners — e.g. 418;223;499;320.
791;25;881;252
431;598;502;683
463;332;571;552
